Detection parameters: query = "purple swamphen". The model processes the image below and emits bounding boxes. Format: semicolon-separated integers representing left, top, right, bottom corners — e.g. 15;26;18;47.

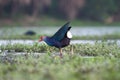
39;22;72;57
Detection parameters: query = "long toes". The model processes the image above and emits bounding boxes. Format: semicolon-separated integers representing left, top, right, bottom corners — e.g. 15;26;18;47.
60;53;63;58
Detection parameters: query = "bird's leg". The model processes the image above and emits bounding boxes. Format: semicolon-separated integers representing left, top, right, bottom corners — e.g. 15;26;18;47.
59;48;63;58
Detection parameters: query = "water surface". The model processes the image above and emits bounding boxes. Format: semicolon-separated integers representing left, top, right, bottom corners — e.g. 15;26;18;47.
0;26;120;36
0;40;120;46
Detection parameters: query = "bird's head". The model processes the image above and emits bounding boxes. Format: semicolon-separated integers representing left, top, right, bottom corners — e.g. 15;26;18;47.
39;36;46;42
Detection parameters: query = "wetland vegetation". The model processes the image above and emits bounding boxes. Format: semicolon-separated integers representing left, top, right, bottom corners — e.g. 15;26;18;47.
0;0;120;79
0;42;120;57
0;42;120;80
0;26;120;80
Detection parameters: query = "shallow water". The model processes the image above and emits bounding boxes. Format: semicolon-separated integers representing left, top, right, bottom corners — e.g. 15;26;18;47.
0;26;120;36
0;40;120;46
1;26;120;58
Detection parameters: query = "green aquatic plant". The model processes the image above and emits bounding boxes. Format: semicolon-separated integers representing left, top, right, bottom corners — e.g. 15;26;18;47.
0;53;120;80
0;41;120;58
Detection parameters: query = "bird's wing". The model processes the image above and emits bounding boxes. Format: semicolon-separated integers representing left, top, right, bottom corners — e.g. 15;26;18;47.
51;22;71;41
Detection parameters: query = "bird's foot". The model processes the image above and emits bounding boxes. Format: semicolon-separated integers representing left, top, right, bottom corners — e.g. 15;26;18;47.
59;53;63;58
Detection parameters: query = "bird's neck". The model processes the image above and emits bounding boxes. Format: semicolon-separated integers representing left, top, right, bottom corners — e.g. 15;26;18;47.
43;36;54;46
43;36;49;41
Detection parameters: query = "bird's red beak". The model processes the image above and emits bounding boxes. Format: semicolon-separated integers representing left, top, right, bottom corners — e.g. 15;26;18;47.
39;38;42;42
39;36;43;42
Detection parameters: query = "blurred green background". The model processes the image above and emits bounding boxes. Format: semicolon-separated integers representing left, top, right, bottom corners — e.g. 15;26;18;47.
0;0;120;26
0;1;120;80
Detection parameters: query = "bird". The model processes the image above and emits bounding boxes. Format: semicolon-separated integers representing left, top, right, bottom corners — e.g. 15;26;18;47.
24;30;36;36
39;22;72;58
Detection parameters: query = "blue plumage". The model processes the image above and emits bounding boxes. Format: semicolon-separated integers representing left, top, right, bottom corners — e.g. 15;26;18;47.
39;22;72;57
44;36;61;47
43;22;71;48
